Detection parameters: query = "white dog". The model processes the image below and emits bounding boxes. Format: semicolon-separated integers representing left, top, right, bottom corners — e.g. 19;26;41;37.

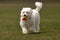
20;2;42;34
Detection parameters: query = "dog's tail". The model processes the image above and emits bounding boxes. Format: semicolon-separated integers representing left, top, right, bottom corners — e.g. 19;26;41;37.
35;2;42;11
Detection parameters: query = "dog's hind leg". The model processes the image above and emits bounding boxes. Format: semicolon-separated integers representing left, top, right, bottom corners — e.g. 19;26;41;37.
29;24;40;33
35;24;40;32
33;18;40;32
31;24;40;33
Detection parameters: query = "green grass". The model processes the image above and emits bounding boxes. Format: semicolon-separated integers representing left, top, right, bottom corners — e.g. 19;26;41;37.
0;3;60;40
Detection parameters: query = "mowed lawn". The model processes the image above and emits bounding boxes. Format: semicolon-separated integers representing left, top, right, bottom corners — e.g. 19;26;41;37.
0;2;60;40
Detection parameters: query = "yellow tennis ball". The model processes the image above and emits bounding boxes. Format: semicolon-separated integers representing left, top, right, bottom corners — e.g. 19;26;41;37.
22;16;26;18
22;16;27;20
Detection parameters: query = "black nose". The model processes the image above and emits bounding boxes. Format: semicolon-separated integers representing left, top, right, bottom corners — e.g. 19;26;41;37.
24;15;26;16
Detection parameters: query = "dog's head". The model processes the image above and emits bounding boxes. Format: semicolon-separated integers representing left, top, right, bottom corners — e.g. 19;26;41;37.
21;7;32;20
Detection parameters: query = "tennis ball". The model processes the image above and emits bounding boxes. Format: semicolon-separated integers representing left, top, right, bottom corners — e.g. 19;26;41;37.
22;16;27;20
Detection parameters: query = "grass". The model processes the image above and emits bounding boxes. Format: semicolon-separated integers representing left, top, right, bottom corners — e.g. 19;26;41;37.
0;2;60;40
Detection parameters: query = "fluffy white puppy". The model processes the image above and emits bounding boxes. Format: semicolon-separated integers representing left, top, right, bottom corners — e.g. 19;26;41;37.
20;2;42;34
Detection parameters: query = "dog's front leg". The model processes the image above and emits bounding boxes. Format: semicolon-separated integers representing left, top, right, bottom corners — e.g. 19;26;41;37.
20;21;28;34
21;27;28;34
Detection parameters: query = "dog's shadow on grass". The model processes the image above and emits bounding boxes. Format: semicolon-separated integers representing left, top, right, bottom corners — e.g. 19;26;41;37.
29;32;40;34
29;31;49;34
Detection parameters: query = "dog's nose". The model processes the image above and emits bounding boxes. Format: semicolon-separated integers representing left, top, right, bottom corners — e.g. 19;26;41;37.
24;15;26;16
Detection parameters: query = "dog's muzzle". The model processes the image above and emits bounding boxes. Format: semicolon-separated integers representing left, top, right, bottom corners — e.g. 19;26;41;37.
22;15;27;21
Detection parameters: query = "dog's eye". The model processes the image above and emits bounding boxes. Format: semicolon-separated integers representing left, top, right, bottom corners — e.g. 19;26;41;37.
26;12;29;14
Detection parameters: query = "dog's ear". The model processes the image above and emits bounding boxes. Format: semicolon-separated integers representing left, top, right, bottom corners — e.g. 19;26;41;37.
31;10;33;14
29;8;33;14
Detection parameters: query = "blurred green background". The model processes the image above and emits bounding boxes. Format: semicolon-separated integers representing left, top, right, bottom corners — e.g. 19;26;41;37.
0;0;60;40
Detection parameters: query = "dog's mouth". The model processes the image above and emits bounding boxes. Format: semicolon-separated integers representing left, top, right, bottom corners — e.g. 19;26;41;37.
22;16;27;20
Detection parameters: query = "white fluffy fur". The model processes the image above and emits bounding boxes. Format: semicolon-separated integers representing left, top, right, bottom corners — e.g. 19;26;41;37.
20;2;42;34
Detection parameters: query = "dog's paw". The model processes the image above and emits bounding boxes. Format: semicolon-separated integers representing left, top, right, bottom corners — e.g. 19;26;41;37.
23;32;28;34
22;29;28;34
